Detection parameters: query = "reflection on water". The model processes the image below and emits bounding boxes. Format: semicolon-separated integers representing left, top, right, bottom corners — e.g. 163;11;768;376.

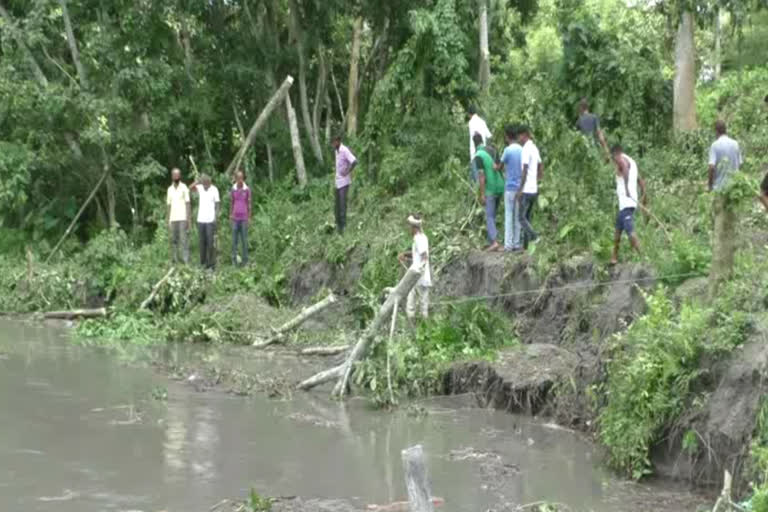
0;320;708;512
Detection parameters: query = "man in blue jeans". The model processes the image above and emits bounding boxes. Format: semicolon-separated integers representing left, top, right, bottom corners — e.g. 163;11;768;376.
518;126;542;249
497;125;523;252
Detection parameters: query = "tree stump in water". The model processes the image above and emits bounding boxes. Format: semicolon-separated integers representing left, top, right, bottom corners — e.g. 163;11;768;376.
401;445;434;512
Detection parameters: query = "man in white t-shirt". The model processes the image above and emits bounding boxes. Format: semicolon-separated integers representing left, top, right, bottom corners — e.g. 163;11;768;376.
467;105;492;183
190;174;220;269
518;126;542;249
398;214;432;319
610;144;646;265
166;168;191;264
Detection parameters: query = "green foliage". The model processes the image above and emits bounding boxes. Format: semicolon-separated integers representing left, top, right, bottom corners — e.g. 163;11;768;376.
355;303;518;406
598;285;751;478
247;490;272;512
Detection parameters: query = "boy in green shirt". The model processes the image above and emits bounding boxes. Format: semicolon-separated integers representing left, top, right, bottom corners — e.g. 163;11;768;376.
474;133;505;251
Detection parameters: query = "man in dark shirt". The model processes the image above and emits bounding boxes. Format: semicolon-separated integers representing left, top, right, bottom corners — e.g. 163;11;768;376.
576;98;609;160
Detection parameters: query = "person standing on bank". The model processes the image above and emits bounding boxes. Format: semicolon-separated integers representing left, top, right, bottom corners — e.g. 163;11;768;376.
707;120;742;291
497;125;523;252
576;98;609;160
475;133;504;251
518;127;542;249
189;174;220;270
332;135;357;234
610;144;646;265
398;214;432;319
166;167;191;264
230;170;251;267
468;105;492;183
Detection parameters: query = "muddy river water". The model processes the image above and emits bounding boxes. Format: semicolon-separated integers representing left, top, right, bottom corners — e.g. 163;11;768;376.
0;320;709;512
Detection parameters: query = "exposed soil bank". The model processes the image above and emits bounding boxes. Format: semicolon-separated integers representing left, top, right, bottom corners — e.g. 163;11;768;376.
427;251;768;492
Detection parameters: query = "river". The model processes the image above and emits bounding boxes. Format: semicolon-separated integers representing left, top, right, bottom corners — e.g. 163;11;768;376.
0;319;709;512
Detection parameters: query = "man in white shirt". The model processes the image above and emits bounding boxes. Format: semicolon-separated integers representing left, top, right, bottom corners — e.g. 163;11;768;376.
190;174;220;269
518;126;543;249
467;106;492;183
610;144;646;265
166;168;191;264
398;214;432;319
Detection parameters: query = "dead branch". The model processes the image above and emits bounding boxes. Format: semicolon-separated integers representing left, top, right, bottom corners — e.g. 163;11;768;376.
253;293;337;348
225;75;294;177
299;345;349;356
140;267;176;310
43;308;107;320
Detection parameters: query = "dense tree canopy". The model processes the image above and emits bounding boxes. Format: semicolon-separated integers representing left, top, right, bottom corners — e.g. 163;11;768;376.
0;0;764;247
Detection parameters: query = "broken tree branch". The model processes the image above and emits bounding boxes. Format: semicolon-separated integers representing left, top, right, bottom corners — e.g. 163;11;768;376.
44;308;107;320
253;293;337;348
332;267;421;397
402;445;434;512
286;93;307;188
140;267;176;310
225;75;294;177
299;345;350;356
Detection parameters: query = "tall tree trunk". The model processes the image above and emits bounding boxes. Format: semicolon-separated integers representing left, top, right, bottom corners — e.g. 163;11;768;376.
312;49;327;147
325;92;332;143
0;3;49;87
289;0;324;163
478;0;490;95
673;10;697;132
59;0;88;90
286;94;307;188
346;16;362;137
714;7;722;81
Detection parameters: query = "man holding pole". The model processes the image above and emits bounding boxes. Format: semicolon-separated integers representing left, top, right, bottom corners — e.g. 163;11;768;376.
610;144;645;265
166;167;191;264
332;135;357;234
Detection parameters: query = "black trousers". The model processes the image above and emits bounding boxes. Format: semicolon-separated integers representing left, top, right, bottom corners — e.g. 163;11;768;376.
335;185;349;234
198;222;216;269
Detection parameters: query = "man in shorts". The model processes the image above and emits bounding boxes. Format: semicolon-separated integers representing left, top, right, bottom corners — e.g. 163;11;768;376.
610;144;646;265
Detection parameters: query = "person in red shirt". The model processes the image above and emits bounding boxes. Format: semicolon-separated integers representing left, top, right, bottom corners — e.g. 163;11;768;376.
230;170;251;266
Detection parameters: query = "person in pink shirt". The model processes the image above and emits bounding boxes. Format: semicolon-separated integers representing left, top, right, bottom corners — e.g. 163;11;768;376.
332;135;357;234
230;170;251;266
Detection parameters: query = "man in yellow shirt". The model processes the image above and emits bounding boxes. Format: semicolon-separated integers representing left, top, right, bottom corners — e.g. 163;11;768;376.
166;167;191;264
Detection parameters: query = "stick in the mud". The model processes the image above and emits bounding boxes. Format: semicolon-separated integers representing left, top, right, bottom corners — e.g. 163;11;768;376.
401;445;434;512
253;293;337;348
139;267;176;310
43;307;107;320
332;267;421;397
225;75;294;177
299;345;349;356
45;168;109;264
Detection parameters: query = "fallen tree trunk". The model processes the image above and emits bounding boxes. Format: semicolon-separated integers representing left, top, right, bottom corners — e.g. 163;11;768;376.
140;267;176;310
297;267;421;394
225;75;294;177
44;308;107;320
300;345;349;356
254;293;337;348
402;445;435;512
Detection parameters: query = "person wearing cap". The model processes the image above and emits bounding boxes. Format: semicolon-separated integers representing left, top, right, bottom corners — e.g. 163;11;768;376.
467;105;492;183
398;214;432;319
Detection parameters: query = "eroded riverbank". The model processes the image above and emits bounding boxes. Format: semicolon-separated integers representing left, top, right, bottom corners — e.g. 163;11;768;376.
0;319;712;512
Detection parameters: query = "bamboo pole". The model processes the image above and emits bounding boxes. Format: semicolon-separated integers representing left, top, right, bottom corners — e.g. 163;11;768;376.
253;293;337;348
45;168;109;264
225;75;294;177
